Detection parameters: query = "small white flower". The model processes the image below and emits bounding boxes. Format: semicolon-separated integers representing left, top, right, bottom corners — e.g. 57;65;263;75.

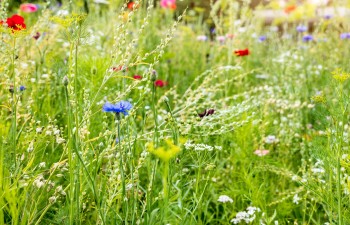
36;127;43;133
311;168;325;174
27;141;34;152
94;0;109;4
218;195;233;203
197;35;208;41
293;194;301;204
56;136;66;144
53;129;60;135
49;196;57;204
56;186;66;196
264;135;279;144
34;179;45;188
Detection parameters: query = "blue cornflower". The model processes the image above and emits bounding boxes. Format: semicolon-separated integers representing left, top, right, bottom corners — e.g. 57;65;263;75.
340;33;350;39
19;85;26;91
296;25;307;33
116;136;124;143
302;35;313;42
103;100;132;116
324;14;332;20
258;35;267;42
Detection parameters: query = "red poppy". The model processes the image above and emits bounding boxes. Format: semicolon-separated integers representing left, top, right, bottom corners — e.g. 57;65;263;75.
127;2;138;10
234;48;249;57
133;75;142;80
154;79;168;87
2;14;26;31
284;5;296;14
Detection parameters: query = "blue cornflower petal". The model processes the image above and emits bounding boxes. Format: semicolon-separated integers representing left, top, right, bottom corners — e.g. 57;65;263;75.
102;100;133;115
103;102;117;112
302;35;313;42
258;35;267;42
340;33;350;39
324;14;332;20
19;85;26;91
296;25;307;33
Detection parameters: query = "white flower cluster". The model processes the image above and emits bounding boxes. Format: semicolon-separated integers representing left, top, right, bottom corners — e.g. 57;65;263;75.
217;195;233;203
184;141;222;151
231;206;261;224
311;159;325;174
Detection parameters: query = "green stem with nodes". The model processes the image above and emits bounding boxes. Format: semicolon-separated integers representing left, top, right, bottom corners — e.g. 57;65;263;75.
117;116;127;221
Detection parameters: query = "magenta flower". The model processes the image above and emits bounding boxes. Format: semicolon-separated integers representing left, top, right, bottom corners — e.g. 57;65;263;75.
160;0;176;9
20;3;38;13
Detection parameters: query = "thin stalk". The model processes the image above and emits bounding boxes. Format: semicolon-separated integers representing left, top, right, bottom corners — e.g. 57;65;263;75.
151;84;158;145
0;135;3;223
11;37;17;169
336;85;345;225
73;24;83;225
162;161;169;222
126;120;136;224
164;100;178;145
337;156;342;225
117;118;126;221
65;85;75;225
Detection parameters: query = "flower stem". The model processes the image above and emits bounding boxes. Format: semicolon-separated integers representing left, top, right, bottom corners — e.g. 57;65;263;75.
152;83;158;146
162;161;169;222
117;118;126;220
11;37;17;170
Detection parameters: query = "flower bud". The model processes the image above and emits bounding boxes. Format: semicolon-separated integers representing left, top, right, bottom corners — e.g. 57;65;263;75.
62;76;69;86
9;85;14;93
91;67;97;75
150;70;157;82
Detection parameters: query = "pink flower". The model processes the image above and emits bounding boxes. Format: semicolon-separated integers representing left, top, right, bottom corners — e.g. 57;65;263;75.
160;0;176;9
254;149;270;157
20;3;38;13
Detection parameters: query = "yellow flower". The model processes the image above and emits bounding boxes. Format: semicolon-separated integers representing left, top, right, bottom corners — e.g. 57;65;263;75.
311;92;326;103
332;68;350;83
147;139;181;162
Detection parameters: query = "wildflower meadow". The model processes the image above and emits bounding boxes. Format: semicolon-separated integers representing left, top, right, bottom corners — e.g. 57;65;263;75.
1;0;350;224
